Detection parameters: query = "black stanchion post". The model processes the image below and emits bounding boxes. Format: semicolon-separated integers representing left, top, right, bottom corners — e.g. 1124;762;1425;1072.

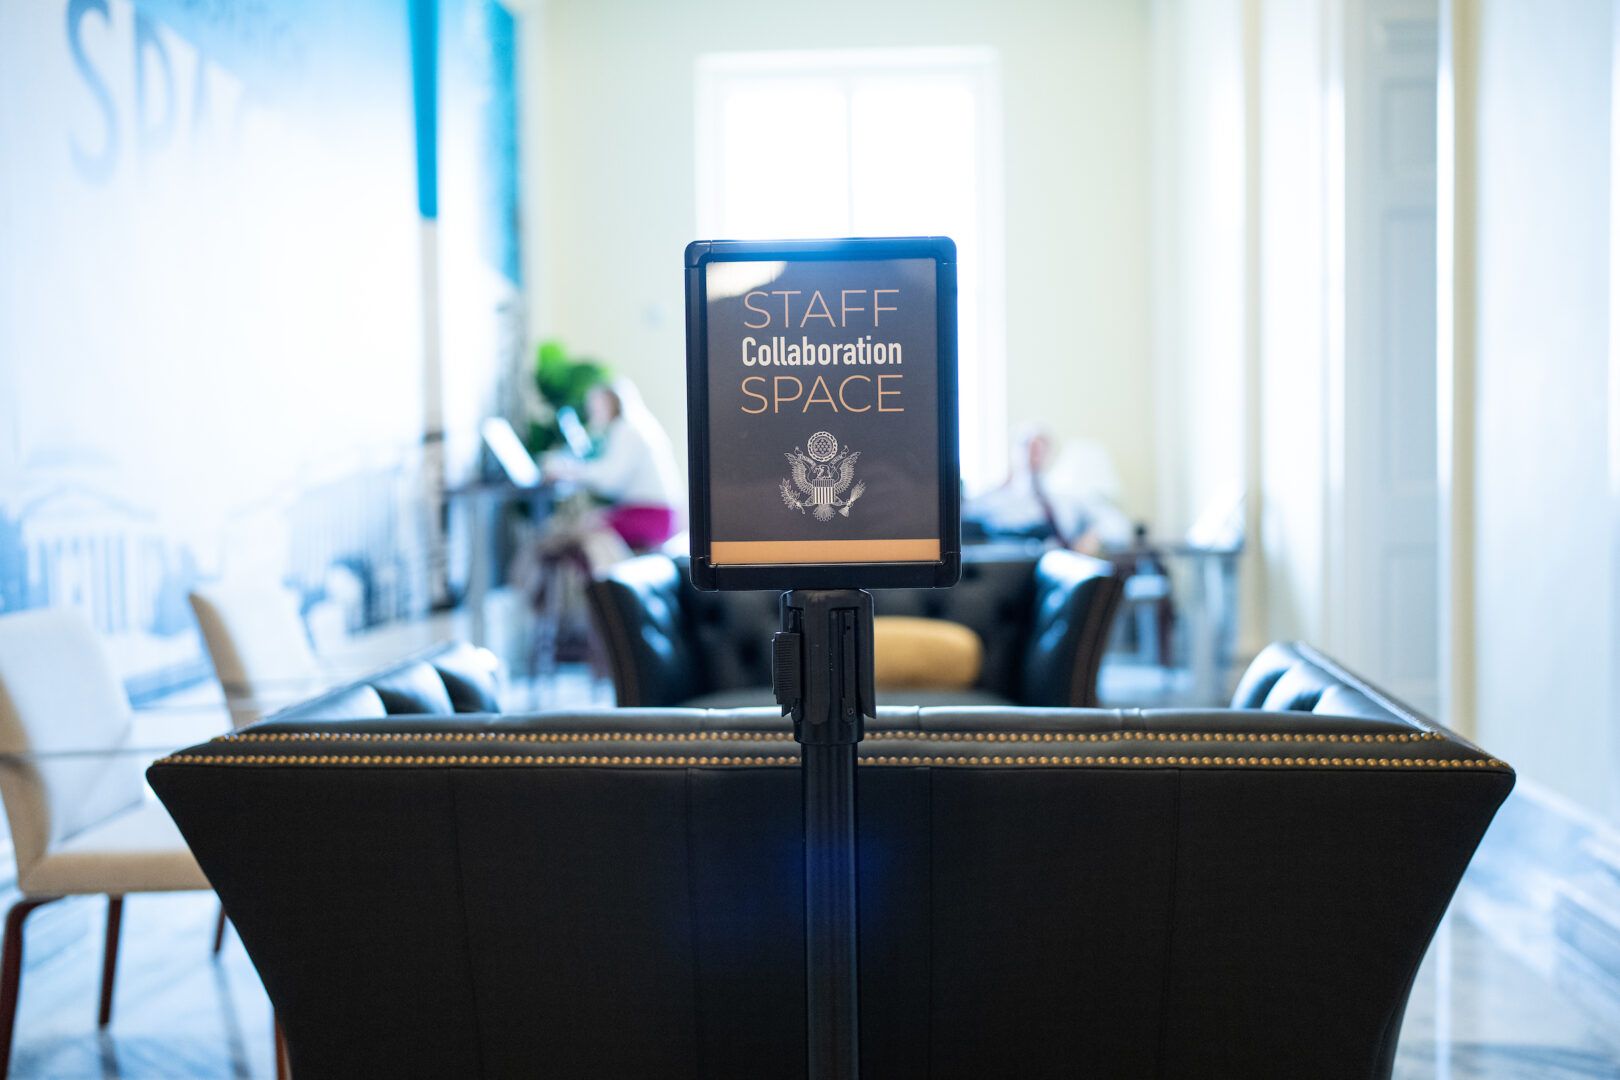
773;589;874;1080
688;235;958;1080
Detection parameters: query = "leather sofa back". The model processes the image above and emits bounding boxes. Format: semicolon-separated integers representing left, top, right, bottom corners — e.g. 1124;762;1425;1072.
585;552;708;706
150;645;1511;1080
1232;640;1434;723
1019;545;1119;707
588;546;1121;707
266;641;502;722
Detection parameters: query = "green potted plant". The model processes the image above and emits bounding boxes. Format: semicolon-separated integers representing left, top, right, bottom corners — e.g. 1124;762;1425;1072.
524;340;611;455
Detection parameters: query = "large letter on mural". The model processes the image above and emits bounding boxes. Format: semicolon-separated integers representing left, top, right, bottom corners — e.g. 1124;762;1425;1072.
134;13;175;156
67;0;119;184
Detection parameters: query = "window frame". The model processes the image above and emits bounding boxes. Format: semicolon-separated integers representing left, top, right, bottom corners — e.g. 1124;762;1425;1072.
694;47;1006;491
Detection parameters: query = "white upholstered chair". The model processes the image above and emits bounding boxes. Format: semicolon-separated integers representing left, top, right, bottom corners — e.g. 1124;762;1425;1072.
188;584;324;731
188;584;332;961
0;608;212;1080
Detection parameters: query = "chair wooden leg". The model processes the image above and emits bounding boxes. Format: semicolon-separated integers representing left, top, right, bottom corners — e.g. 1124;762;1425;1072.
274;1014;291;1080
98;896;122;1028
212;906;228;955
0;897;61;1080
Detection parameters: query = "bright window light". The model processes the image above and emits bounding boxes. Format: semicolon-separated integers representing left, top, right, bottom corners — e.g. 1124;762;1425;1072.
696;48;1005;491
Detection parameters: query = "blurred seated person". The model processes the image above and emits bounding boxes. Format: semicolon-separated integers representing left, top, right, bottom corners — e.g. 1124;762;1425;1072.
964;428;1132;555
513;379;684;668
542;379;685;553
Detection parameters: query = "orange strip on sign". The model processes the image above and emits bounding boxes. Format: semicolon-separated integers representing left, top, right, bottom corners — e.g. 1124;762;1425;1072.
710;539;941;565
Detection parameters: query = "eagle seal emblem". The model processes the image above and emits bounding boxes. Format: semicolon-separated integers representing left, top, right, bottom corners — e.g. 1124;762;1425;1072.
780;431;865;522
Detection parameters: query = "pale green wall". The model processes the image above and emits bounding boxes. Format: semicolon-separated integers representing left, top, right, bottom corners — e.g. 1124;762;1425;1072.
524;0;1157;516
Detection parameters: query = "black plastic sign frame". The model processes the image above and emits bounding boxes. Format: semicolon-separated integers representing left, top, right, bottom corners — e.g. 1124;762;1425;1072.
685;236;961;592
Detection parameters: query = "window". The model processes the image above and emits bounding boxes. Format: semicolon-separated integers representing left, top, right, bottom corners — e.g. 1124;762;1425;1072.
696;48;1005;490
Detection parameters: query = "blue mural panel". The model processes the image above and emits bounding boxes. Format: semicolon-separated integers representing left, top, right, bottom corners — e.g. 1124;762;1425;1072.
434;0;525;491
482;0;521;286
0;0;444;693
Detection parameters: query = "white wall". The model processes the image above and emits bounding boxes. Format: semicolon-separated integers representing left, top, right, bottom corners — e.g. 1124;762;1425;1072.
527;0;1156;516
1160;0;1620;828
1467;0;1617;823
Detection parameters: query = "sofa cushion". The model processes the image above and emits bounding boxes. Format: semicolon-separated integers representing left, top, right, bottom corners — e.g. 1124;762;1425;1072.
870;551;1037;698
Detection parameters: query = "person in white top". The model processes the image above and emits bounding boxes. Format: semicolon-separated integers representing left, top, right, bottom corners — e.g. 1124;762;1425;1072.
543;379;684;551
544;379;684;549
513;379;686;665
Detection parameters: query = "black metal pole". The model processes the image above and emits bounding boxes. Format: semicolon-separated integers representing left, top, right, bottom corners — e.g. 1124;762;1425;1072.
803;741;858;1077
774;589;874;1080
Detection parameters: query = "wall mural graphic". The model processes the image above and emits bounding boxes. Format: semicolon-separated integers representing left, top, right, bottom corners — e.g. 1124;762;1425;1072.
0;0;522;697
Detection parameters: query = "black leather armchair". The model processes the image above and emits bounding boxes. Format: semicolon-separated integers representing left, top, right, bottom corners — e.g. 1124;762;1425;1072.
149;641;1512;1080
586;545;1124;708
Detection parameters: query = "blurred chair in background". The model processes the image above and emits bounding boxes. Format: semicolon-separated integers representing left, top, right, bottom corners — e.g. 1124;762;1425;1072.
188;584;325;731
189;583;331;956
1108;523;1176;669
587;547;1122;709
0;609;214;1080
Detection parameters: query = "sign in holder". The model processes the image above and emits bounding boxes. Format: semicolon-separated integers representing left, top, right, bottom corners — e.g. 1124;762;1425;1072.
685;237;960;1080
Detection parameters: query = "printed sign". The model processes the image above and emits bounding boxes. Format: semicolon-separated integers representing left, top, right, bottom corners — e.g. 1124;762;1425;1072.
685;238;960;591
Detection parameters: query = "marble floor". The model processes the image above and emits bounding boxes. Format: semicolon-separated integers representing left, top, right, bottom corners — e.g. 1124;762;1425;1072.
6;893;272;1080
1396;904;1620;1079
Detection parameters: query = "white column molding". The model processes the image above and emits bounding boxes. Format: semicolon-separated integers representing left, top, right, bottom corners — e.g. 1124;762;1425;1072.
420;218;449;609
1435;0;1477;738
1609;0;1620;821
1241;0;1268;661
